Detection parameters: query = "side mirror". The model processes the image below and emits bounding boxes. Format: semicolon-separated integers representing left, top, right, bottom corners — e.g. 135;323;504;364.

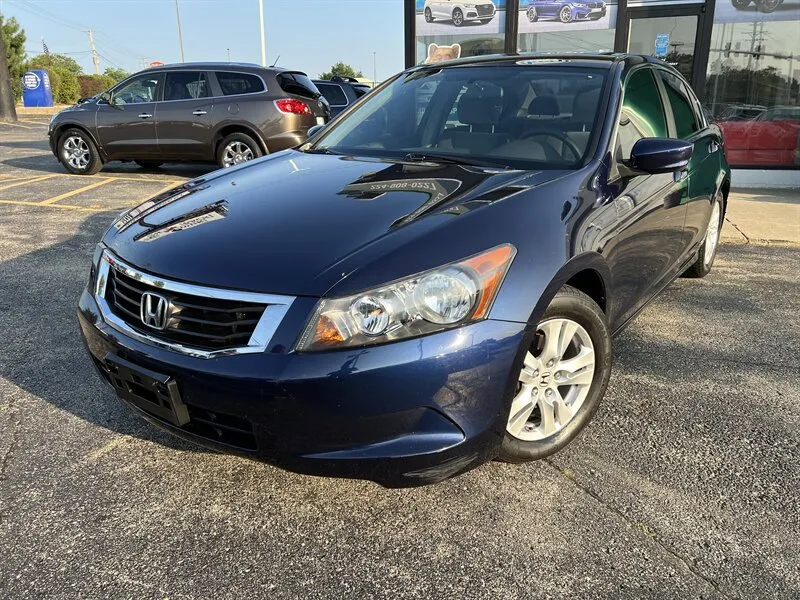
99;91;117;107
307;124;326;139
628;138;692;174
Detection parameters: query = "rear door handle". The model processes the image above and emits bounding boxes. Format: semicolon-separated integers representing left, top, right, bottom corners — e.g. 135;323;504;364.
192;110;207;116
138;113;153;119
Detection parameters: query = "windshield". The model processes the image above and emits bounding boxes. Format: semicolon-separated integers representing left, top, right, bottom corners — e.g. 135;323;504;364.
310;65;608;170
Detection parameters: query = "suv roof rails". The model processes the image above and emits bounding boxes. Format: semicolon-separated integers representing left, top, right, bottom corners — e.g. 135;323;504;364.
330;76;360;83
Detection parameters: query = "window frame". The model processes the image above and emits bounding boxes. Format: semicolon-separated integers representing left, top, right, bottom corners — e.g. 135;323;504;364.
653;66;703;141
162;70;212;103
105;72;164;105
211;70;268;98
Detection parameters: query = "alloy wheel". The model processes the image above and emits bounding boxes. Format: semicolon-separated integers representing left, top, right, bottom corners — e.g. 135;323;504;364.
425;7;433;22
453;8;464;25
560;6;573;22
528;6;538;21
63;136;90;170
704;200;721;267
222;141;255;167
506;318;596;441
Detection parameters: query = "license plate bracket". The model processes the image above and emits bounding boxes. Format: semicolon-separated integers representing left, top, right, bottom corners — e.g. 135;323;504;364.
104;355;190;427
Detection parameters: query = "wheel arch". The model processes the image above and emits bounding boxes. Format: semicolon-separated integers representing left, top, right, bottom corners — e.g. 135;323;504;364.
526;253;612;326
213;123;269;156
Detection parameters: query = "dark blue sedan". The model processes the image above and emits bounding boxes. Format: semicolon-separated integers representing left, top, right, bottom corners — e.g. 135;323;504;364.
526;0;607;22
78;54;730;487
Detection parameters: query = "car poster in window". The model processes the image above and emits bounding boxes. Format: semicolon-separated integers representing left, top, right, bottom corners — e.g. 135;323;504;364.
416;0;506;35
712;0;800;23
518;0;617;33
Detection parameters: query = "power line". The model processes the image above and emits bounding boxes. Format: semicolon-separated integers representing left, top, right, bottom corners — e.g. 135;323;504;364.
5;0;86;31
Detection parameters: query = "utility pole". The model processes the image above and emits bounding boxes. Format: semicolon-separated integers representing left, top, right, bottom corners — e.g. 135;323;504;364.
86;30;100;74
259;0;266;67
175;0;186;62
0;25;18;123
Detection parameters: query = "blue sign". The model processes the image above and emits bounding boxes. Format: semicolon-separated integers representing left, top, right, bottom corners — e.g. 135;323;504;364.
21;69;54;107
655;33;670;59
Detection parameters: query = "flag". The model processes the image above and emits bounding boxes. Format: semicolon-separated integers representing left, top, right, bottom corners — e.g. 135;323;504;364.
42;39;50;55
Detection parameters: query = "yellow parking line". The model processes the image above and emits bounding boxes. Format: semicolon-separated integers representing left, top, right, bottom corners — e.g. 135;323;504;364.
0;121;33;129
0;174;59;192
0;199;103;212
39;178;115;205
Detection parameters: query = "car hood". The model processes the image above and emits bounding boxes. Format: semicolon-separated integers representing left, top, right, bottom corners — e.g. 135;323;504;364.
104;151;566;296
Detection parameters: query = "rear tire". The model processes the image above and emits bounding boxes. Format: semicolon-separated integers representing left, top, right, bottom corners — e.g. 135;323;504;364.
216;132;263;169
499;286;612;463
58;128;103;175
683;193;724;278
135;160;163;169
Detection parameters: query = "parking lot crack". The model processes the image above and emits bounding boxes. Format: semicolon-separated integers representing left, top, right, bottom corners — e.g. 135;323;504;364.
725;217;750;244
0;395;22;527
545;459;731;598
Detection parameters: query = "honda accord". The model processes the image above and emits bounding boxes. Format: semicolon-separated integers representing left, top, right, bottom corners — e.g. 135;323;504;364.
78;54;730;487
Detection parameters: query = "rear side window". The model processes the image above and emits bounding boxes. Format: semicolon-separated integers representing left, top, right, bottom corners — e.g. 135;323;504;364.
617;69;668;160
215;72;265;96
164;71;209;101
353;86;370;98
277;72;321;99
658;71;700;139
316;83;348;107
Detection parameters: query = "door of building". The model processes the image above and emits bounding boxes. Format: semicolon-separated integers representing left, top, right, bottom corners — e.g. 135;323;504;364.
615;4;712;98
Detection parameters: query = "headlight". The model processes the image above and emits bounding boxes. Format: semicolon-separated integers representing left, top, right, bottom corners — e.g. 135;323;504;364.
88;243;105;291
295;244;516;352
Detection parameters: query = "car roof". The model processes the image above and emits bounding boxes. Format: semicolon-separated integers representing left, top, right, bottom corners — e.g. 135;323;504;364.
408;52;664;71
143;62;304;75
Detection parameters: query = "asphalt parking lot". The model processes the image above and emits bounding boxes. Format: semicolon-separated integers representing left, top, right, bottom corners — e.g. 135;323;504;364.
1;120;798;599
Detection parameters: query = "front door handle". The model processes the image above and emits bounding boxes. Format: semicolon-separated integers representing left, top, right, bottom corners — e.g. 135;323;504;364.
138;113;153;119
674;169;689;183
192;110;207;116
708;140;720;153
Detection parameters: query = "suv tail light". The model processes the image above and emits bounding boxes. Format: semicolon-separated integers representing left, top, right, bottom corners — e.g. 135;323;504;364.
274;99;312;115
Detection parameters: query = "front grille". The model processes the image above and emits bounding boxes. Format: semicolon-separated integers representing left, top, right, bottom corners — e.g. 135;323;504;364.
477;4;494;16
106;267;267;351
184;405;257;450
587;2;603;7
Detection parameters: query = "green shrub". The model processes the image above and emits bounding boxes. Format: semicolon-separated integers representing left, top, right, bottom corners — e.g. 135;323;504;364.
77;74;115;98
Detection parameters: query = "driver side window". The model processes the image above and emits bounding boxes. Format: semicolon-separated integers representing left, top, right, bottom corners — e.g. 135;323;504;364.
615;69;667;162
113;75;161;105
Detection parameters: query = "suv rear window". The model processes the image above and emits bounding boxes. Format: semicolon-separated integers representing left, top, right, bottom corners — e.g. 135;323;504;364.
215;72;265;96
277;72;321;99
316;83;348;106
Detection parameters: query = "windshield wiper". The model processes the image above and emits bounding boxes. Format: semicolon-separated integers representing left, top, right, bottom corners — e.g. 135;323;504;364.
403;152;511;170
301;147;342;155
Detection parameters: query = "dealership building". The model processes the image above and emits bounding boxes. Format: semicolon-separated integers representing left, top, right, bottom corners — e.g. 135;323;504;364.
404;0;800;186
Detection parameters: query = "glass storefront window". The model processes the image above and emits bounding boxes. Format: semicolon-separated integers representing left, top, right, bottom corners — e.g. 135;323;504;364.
415;0;507;64
705;11;800;168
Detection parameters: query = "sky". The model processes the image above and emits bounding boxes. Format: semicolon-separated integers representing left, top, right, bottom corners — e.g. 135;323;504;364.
0;0;405;80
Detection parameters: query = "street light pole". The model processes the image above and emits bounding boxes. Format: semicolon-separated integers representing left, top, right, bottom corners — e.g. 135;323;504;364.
259;0;266;67
373;52;377;87
175;0;186;63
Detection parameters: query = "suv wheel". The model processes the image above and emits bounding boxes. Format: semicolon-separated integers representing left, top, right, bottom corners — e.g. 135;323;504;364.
528;6;538;21
452;7;464;26
756;0;781;11
424;7;433;22
499;286;612;463
217;133;263;169
58;128;103;175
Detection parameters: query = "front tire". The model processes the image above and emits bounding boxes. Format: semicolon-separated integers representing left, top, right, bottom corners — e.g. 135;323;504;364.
731;0;751;7
452;7;464;26
527;6;538;21
135;160;163;169
683;193;723;278
756;0;781;12
217;132;263;169
559;5;574;22
499;286;612;463
58;128;103;175
424;7;433;22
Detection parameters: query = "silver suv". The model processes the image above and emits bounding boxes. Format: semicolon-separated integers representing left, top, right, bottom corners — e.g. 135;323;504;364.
48;63;331;174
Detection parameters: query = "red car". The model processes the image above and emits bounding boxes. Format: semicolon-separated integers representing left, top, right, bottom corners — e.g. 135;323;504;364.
718;106;800;167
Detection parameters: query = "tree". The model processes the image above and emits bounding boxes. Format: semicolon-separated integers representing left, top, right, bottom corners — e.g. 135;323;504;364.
77;74;115;98
319;62;363;80
0;15;27;101
0;18;17;121
104;66;129;83
28;53;81;104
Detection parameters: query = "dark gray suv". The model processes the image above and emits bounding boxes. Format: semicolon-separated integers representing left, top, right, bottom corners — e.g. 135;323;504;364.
48;63;331;174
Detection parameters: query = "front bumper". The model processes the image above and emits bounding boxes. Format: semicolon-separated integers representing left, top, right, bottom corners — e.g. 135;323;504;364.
78;289;529;487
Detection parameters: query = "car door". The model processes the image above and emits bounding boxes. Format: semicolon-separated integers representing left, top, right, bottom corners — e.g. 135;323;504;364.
655;69;721;250
539;0;558;18
156;71;215;160
603;66;688;328
95;72;163;160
